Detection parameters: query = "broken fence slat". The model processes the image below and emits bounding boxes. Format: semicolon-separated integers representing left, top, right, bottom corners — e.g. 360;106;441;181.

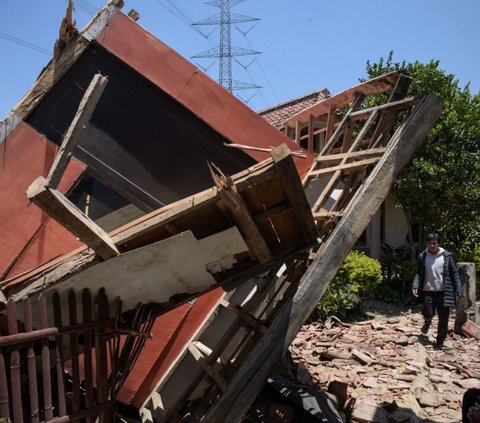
39;294;53;421
7;299;23;423
96;288;110;423
53;292;67;417
0;349;9;420
23;298;40;423
82;289;95;423
69;290;81;414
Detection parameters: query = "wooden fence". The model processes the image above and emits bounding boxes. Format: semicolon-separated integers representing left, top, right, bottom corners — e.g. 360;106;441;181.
0;288;153;422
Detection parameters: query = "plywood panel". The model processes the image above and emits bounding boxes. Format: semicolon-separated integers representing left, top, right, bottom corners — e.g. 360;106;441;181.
44;227;248;313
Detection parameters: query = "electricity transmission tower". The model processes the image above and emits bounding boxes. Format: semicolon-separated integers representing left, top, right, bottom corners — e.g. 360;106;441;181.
192;0;261;93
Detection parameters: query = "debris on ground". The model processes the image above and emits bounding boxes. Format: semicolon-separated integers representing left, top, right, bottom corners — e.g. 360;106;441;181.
290;301;480;422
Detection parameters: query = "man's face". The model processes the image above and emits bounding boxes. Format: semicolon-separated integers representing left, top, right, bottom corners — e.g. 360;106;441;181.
427;239;440;254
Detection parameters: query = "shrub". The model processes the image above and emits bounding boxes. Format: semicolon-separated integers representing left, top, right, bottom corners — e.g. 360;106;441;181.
378;244;417;301
314;250;382;320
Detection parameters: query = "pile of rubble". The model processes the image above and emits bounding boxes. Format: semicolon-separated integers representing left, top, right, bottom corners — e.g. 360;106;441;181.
290;302;480;423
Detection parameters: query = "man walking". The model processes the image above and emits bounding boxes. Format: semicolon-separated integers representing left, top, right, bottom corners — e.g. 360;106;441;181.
412;232;463;349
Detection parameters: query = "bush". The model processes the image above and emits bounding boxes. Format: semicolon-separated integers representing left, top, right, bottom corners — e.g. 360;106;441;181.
314;250;383;320
378;244;417;301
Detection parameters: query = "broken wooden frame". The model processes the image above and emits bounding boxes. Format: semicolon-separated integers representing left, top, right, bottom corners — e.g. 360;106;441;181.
1;143;317;316
137;72;444;422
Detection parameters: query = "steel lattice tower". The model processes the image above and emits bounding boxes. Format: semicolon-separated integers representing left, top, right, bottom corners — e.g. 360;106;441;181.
192;0;260;93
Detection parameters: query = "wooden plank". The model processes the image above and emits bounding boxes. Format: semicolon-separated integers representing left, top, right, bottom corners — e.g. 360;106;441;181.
46;73;108;188
187;342;228;392
315;148;386;164
23;298;40;423
201;94;443;423
0;347;8;420
219;299;267;334
307;115;314;153
7;299;23;423
96;288;110;423
53;292;67;417
39;294;53;421
82;289;94;423
312;211;344;219
349;95;418;122
308;157;381;178
224;143;306;158
325;105;336;146
270;145;318;243
69;291;81;414
369;74;413;148
27;176;119;260
209;163;272;264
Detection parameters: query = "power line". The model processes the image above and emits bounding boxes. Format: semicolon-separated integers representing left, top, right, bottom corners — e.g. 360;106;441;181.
0;31;50;55
240;31;279;104
153;0;215;41
64;0;96;17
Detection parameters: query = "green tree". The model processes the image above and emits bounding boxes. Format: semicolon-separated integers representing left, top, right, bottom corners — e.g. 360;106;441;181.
364;52;480;256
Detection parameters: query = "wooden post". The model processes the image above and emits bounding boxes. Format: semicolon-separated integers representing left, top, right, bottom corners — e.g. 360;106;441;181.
455;262;477;332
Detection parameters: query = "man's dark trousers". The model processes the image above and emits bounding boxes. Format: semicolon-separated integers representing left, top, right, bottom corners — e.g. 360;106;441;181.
422;291;450;344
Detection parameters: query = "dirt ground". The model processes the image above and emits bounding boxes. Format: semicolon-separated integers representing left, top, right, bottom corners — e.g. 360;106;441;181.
290;300;480;423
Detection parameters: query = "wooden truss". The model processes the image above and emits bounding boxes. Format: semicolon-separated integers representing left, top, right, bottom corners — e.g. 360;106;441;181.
139;71;443;422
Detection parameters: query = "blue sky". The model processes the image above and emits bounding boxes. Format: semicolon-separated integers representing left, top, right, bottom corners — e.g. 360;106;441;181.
1;0;479;119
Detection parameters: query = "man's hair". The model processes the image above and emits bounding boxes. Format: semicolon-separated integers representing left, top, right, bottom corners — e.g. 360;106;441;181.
425;232;441;243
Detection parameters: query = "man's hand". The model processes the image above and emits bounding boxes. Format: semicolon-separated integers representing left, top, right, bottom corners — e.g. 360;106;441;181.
412;288;418;298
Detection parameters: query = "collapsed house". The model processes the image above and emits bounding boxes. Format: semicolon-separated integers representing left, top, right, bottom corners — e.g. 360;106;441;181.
0;1;443;422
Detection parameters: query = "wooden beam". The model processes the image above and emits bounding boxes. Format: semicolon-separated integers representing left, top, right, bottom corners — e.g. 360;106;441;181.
308;157;381;178
219;299;267;334
349;96;418;122
315;147;386;164
27;177;119;260
187;343;227;392
46;73;108;188
209;163;272;264
270;145;318;243
369;74;413;148
201;94;443;423
307;115;314;153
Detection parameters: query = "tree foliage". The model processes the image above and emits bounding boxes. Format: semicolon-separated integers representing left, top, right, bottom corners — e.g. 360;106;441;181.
364;52;480;256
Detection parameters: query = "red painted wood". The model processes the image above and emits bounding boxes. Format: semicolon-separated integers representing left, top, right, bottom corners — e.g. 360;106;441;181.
97;12;314;178
0;122;85;280
115;287;224;407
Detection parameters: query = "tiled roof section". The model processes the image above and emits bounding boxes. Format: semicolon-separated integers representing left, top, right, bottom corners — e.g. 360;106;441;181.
259;88;330;127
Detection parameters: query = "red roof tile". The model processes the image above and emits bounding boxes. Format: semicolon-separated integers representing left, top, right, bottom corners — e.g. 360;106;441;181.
259;89;330;127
